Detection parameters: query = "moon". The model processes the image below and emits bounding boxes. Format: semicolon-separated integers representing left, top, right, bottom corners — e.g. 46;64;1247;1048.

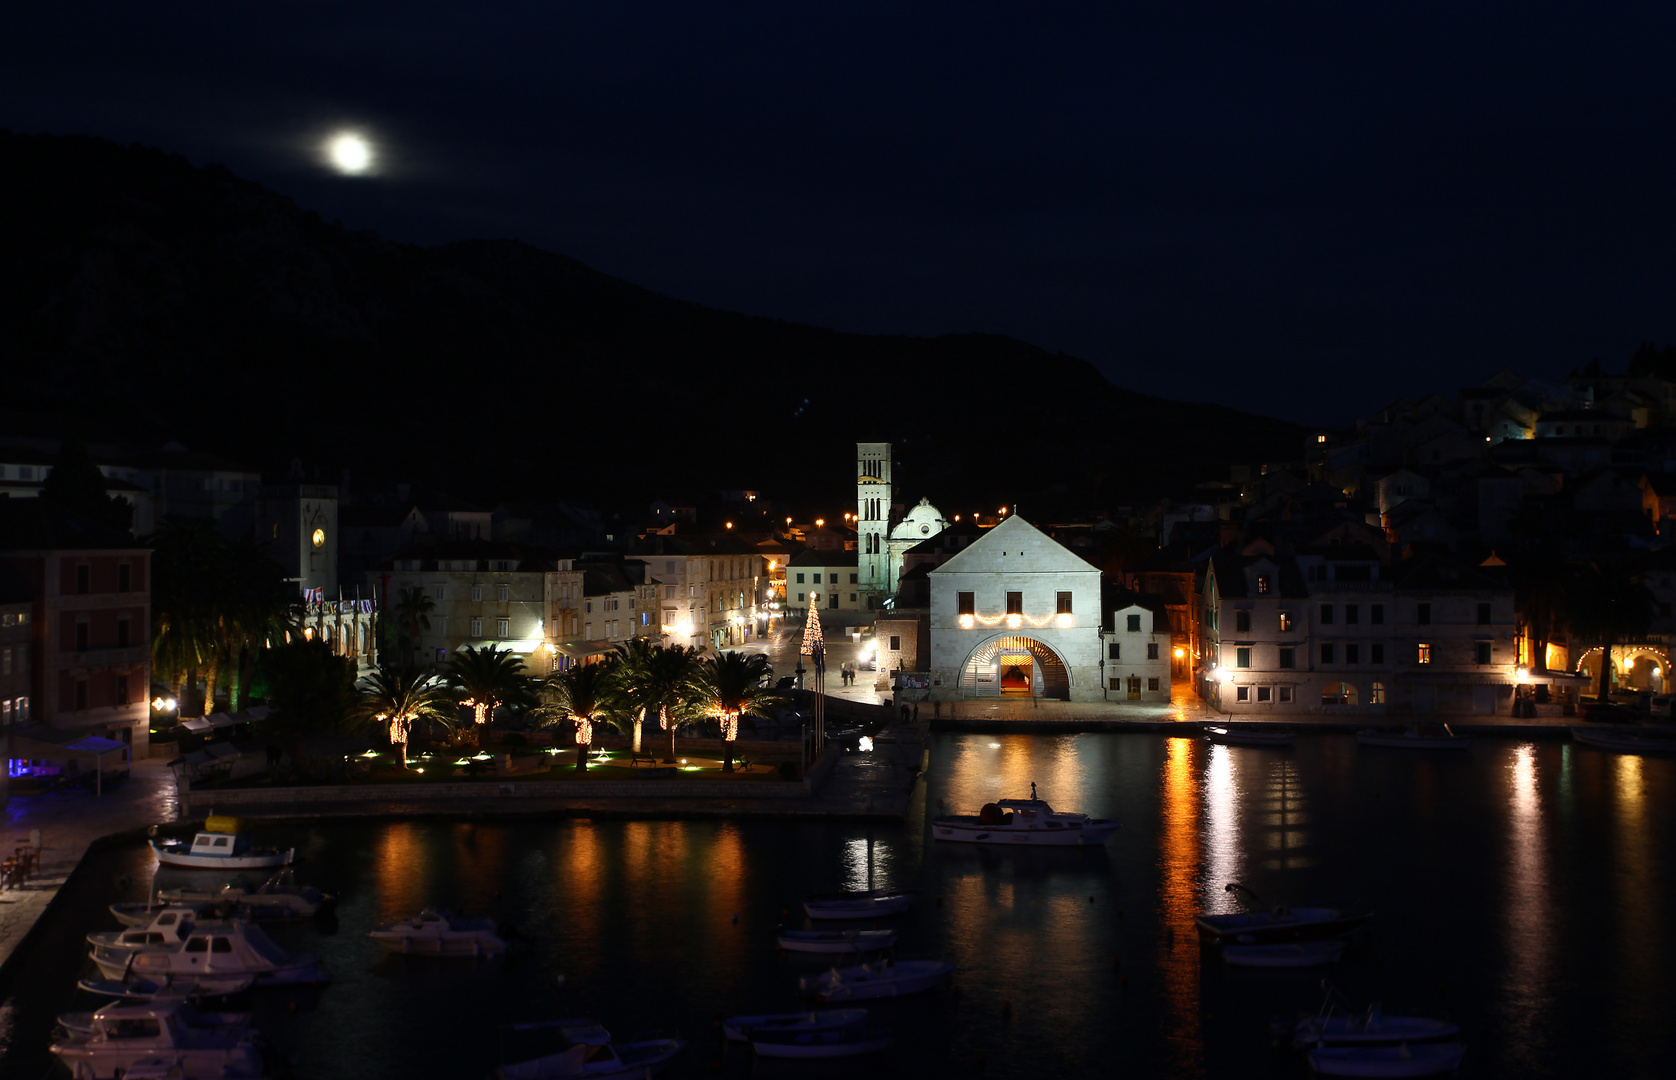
324;132;373;175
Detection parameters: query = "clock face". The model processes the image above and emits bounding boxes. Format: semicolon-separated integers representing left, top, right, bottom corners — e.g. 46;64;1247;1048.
920;524;930;534
311;528;326;549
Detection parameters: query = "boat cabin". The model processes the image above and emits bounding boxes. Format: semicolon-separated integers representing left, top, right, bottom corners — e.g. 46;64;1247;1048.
186;831;256;858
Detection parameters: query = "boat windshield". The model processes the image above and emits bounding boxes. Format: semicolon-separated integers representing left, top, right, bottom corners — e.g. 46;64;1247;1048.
242;927;292;964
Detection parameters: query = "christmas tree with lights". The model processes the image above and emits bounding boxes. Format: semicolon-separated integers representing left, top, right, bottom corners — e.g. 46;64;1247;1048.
800;590;825;674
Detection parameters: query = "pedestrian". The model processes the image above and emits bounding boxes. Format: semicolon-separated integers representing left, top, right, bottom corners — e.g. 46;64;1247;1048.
912;703;919;722
901;703;911;723
933;699;941;720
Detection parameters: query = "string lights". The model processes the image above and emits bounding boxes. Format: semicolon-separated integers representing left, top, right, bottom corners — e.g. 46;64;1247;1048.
574;716;593;745
461;697;490;725
958;613;1074;629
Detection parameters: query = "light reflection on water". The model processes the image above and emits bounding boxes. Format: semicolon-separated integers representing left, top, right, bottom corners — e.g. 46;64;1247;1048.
1499;743;1553;1069
1201;743;1243;913
1156;737;1202;1074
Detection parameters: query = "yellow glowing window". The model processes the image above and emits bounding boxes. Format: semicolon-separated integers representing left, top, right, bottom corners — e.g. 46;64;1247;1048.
311;528;325;548
1417;643;1432;664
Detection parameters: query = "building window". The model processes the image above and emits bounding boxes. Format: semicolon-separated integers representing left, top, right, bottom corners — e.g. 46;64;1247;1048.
890;635;901;651
796;573;806;584
74;679;89;711
1279;611;1294;632
1322;682;1357;705
1278;687;1293;703
118;564;132;592
1371;604;1384;625
471;618;483;637
585;601;593;614
1257;686;1272;702
1057;592;1073;615
1371;681;1387;704
1279;648;1295;669
1147;677;1160;692
1147;642;1160;660
1320;604;1333;625
433;585;445;601
1418;643;1432;664
1346;604;1359;625
958;592;975;615
1371;643;1384;664
75;622;90;651
1108;643;1121;660
117;618;130;648
814;573;824;584
797;593;805;603
497;618;510;637
1236;685;1250;702
471;585;483;601
1236;610;1250;632
1236;647;1250;668
1320;644;1335;664
642;612;649;626
1126;613;1142;632
76;565;91;595
1346;643;1360;664
116;676;130;707
1109;677;1122;690
1006;592;1023;615
1417;603;1431;626
1477;602;1492;626
849;594;857;602
850;574;858;584
1475;641;1492;665
1257;575;1270;594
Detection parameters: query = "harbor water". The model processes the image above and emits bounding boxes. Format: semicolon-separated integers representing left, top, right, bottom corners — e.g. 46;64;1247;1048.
1;731;1671;1078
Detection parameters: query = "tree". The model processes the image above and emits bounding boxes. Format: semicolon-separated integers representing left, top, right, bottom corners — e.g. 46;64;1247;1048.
1564;560;1656;701
689;651;787;773
259;639;358;734
393;586;436;666
446;645;536;741
351;666;458;769
615;641;704;762
1506;547;1574;672
536;662;622;771
40;439;133;536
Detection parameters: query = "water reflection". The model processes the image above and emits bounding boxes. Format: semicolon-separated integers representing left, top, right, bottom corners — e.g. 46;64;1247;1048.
1200;744;1242;913
1259;759;1312;871
1613;753;1657;1065
373;822;428;919
1156;737;1202;1074
1500;744;1553;1068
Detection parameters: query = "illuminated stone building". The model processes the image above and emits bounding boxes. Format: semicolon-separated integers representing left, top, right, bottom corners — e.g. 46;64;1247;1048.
856;442;891;608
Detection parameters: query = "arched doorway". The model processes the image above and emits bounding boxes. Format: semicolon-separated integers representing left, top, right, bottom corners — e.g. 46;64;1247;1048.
959;635;1071;699
1576;645;1670;695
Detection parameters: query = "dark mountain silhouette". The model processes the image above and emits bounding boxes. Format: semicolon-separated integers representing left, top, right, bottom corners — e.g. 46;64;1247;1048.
0;131;1302;511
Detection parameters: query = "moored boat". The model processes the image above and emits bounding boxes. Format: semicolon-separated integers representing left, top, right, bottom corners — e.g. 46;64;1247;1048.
1204;725;1296;747
1197;907;1372;944
802;890;915;920
1294;1011;1461;1048
800;959;955;1001
368;907;508;956
49;998;263;1079
1306;1042;1467;1076
149;816;293;871
776;929;898;953
1570;726;1676;754
89;911;328;986
495;1019;683;1079
1356;725;1471;750
752;1024;893;1058
723;1008;868;1041
932;788;1120;847
77;974;256;1011
1223;940;1346;967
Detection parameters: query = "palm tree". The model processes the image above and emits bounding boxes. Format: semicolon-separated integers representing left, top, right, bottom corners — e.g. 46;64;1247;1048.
1565;560;1656;701
536;662;622;771
446;645;536;741
352;666;459;768
689;652;787;773
1506;547;1574;673
612;639;703;757
148;515;225;715
393;586;437;666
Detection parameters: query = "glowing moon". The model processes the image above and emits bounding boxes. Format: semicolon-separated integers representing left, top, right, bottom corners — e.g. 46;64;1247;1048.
324;132;373;175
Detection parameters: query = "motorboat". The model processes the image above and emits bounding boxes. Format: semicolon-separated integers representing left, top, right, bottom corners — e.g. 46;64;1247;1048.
369;908;508;956
1222;940;1345;967
776;929;898;954
1294;1011;1461;1048
1356;725;1471;750
149;816;293;871
722;1008;868;1041
110;900;218;928
1196;884;1372;944
1570;726;1676;754
801;959;955;1001
1305;1043;1467;1076
1204;725;1296;747
752;1024;893;1058
57;995;251;1041
932;789;1120;847
77;974;256;1012
803;890;915;920
153;867;335;920
495;1019;683;1080
49;998;263;1079
89;910;328;986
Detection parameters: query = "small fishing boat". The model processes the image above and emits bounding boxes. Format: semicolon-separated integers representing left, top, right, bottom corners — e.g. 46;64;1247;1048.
752;1024;893;1058
57;996;251;1041
368;907;508;956
77;974;256;1012
1294;1011;1461;1048
776;929;898;954
149;816;293;871
1570;726;1676;755
722;1008;868;1041
1204;725;1296;747
49;998;264;1079
1356;725;1471;750
932;786;1120;846
803;890;915;920
1223;940;1345;967
1197;884;1372;944
1306;1042;1467;1076
88;911;328;986
110;900;218;928
496;1019;683;1079
800;959;955;1001
159;867;334;919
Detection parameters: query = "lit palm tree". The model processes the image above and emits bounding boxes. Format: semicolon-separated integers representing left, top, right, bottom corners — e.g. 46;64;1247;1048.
536;661;623;771
352;666;459;768
393;586;437;666
689;652;787;773
613;639;704;758
446;645;536;741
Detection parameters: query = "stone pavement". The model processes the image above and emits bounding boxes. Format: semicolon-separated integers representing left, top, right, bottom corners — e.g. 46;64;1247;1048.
0;758;180;975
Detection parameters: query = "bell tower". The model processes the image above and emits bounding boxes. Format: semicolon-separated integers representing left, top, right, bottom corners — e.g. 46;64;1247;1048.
856;442;892;607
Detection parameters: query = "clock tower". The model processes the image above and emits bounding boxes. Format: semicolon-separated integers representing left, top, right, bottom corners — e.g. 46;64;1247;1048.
856;442;892;607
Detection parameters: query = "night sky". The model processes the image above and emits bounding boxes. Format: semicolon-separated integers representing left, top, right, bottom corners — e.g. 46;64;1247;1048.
7;3;1675;424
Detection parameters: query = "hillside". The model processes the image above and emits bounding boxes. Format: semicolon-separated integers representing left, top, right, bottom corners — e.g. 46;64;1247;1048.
0;131;1303;510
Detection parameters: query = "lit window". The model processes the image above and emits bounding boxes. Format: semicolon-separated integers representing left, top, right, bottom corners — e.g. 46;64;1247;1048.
470;618;483;637
1371;681;1387;704
1256;575;1270;594
1418;643;1432;664
1279;611;1293;632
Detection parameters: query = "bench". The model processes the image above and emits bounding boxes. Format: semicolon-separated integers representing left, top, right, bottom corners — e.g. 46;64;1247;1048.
629;753;660;768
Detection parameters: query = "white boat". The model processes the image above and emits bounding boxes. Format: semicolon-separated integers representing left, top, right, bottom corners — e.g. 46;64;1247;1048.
49;998;263;1080
932;791;1120;847
164;868;334;919
802;891;915;920
1222;940;1345;967
776;929;898;954
149;816;293;871
77;974;255;1010
89;910;328;986
1196;886;1373;944
800;959;955;1001
752;1025;893;1058
1205;725;1296;747
111;900;218;928
1571;726;1676;754
58;996;251;1041
1306;1042;1467;1076
1294;1012;1461;1048
496;1019;683;1079
368;907;508;956
723;1008;868;1041
1356;726;1471;750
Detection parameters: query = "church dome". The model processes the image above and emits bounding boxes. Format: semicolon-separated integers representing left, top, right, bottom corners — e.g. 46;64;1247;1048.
890;497;951;541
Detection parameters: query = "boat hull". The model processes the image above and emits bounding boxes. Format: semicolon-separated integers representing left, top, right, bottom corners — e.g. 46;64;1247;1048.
1306;1042;1466;1077
1195;911;1372;944
776;931;898;953
931;819;1119;846
1205;730;1296;747
369;932;507;956
802;894;914;920
752;1030;893;1058
1571;727;1676;754
723;1008;868;1041
1223;941;1345;967
149;841;293;870
1294;1017;1461;1048
803;961;954;1002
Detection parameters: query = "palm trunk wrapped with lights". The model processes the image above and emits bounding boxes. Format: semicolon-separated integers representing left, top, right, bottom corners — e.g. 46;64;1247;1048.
574;714;593;771
692;651;786;775
352;666;459;773
384;712;412;768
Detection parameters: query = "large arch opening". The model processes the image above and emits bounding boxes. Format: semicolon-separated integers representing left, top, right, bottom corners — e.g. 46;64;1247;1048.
959;635;1071;700
1576;644;1670;695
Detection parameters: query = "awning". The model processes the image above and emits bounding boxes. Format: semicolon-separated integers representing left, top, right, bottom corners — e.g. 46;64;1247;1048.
179;713;243;733
5;725;130;795
556;639;618;660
